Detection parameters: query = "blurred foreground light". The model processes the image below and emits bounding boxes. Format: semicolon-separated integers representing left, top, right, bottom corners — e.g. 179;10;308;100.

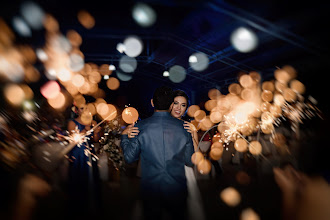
163;71;169;77
47;92;66;109
249;140;262;155
12;16;32;37
119;56;137;73
40;80;60;99
240;208;260;220
106;77;120;90
49;34;72;53
43;14;59;33
57;69;72;82
69;53;84;72
36;48;48;61
100;104;117;121
187;105;200;118
191;151;203;165
77;10;95;29
99;64;111;76
197;158;212;174
132;2;156;27
66;30;82;47
45;68;57;80
230;27;258;53
169;65;186;83
4;83;25;106
104;75;109;80
20;1;45;30
22;100;34;110
22;110;38;122
72;73;85;87
116;43;126;53
116;71;133;81
122;107;139;124
0;54;25;82
123;36;143;57
220;187;241;207
109;65;116;71
20;84;34;99
189;52;209;72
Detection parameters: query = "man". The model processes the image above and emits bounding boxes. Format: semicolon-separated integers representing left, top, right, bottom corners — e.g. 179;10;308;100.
121;85;194;220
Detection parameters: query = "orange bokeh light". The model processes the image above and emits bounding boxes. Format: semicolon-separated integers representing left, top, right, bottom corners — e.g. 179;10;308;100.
122;107;139;124
106;77;120;90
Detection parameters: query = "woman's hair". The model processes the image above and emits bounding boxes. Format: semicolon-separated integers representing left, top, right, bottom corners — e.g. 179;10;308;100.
173;90;190;107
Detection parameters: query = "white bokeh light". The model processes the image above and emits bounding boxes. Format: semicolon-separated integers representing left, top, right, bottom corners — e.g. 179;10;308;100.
123;36;143;57
116;43;126;53
189;52;209;72
109;65;116;71
230;27;258;53
36;48;48;61
132;2;157;27
12;16;32;37
69;53;85;72
119;56;137;73
20;1;45;30
116;70;133;81
169;65;186;83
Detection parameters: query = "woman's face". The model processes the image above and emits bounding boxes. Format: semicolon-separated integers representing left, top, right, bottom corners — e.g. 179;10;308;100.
170;96;188;119
77;105;87;116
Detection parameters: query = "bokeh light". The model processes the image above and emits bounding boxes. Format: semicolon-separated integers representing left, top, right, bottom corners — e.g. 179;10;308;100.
4;83;25;106
40;80;61;99
234;138;248;152
249;140;262;155
12;16;32;37
240;208;260;220
191;151;204;165
230;27;258;53
189;52;209;72
169;65;186;83
77;10;95;29
122;107;139;124
119;56;137;73
123;36;143;58
220;187;241;207
47;92;66;109
132;2;157;27
106;77;120;90
20;1;45;30
197;158;212;174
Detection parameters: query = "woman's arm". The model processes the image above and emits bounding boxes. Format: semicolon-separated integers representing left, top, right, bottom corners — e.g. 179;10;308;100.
91;120;102;142
183;121;199;152
122;124;140;138
67;120;76;134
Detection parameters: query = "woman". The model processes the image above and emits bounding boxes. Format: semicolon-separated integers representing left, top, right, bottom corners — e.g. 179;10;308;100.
66;104;102;218
124;89;205;220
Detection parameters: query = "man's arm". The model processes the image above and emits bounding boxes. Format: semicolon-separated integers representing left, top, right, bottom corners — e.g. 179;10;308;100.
120;134;141;164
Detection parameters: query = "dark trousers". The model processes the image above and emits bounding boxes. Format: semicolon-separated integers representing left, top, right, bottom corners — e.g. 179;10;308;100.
142;192;187;220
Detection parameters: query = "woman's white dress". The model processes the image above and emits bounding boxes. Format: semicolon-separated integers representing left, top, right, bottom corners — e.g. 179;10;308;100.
185;165;206;220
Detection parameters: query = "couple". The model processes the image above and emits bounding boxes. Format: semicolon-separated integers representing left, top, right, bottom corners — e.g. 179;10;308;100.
121;86;205;220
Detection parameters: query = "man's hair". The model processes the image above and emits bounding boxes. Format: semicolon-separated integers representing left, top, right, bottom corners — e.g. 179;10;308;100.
153;86;173;110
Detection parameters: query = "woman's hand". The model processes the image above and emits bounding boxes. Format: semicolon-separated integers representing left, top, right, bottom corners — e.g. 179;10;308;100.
85;125;91;131
183;121;195;133
183;121;199;151
122;124;140;138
